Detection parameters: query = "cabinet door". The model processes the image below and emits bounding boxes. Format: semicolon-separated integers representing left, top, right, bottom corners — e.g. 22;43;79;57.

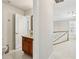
22;40;29;53
22;37;33;56
28;41;33;56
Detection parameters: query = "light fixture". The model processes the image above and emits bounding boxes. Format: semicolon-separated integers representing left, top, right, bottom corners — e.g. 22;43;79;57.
55;0;64;3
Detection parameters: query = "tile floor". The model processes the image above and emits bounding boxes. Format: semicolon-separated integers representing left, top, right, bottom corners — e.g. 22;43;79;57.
52;39;76;59
2;50;32;59
3;40;75;59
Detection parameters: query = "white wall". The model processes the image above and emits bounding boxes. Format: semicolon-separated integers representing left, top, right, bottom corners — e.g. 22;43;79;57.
54;21;69;31
33;0;40;59
53;20;76;40
2;3;24;50
33;0;54;59
69;20;76;40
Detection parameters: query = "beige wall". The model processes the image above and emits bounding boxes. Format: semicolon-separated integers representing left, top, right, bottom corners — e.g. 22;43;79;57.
24;9;33;16
2;3;24;50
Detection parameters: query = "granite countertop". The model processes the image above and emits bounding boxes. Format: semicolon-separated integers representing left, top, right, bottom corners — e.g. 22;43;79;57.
22;35;33;39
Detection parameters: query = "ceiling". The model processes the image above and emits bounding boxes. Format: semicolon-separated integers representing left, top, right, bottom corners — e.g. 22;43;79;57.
2;0;76;21
54;0;76;21
2;0;33;11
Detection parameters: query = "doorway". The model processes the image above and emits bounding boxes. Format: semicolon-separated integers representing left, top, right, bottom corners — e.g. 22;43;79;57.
14;14;31;50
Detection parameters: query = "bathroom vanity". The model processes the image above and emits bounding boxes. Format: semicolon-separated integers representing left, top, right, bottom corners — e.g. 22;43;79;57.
22;36;33;56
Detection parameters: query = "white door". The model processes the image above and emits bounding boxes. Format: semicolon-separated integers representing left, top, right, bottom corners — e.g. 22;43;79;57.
15;14;25;49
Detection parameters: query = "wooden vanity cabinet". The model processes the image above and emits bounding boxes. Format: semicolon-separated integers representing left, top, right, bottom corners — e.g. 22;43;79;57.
22;36;33;56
